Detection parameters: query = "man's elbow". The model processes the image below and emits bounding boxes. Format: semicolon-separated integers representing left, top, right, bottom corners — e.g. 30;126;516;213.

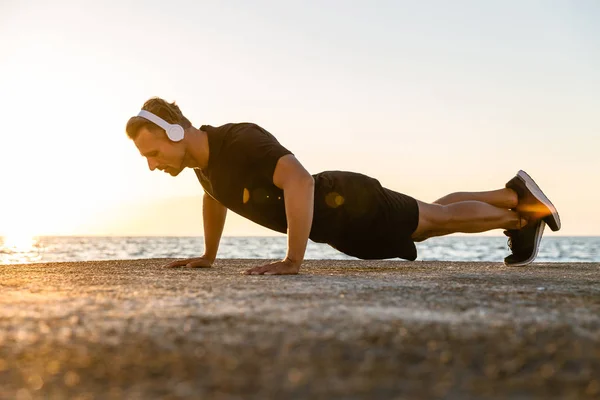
283;174;314;192
298;174;315;190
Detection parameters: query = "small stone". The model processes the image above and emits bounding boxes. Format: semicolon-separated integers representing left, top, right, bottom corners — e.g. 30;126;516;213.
15;388;32;400
545;343;557;354
64;371;80;387
288;368;304;385
27;374;43;391
46;360;61;375
484;365;498;378
586;380;600;396
194;347;206;358
540;363;555;378
38;322;51;335
440;351;452;364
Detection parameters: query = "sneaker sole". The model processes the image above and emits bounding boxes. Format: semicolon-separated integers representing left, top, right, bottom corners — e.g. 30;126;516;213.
517;170;561;231
503;220;546;267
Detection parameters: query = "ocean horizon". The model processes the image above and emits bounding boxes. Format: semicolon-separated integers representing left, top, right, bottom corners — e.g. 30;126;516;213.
1;235;598;265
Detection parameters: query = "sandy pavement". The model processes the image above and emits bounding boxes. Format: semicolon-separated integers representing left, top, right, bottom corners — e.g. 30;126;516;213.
1;259;599;399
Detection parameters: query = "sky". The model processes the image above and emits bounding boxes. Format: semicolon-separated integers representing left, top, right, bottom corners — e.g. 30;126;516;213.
0;0;599;238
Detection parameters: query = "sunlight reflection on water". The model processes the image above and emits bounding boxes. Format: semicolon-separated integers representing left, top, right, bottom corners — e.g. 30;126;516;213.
0;235;44;264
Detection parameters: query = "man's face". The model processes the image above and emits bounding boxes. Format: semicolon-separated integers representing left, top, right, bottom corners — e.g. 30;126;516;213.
133;127;186;177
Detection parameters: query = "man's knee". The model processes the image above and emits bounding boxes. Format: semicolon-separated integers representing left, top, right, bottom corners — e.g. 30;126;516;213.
411;201;452;241
432;192;463;206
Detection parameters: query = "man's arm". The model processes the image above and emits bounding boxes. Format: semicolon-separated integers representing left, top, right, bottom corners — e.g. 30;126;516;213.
276;156;315;265
202;192;227;262
162;192;227;268
245;154;314;275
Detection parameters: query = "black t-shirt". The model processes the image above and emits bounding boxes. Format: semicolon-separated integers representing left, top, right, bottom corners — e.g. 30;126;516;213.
196;123;293;234
195;123;420;261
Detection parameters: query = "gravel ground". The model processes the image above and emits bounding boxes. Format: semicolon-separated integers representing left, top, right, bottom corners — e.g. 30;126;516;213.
1;259;599;399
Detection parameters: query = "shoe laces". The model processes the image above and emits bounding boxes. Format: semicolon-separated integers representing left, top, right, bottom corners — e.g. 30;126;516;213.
504;213;527;252
504;230;517;252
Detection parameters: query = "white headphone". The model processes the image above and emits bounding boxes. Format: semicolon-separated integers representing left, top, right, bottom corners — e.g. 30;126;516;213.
137;110;185;142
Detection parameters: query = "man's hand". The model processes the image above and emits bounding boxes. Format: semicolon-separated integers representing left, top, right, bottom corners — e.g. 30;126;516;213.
162;255;214;268
244;258;301;275
272;155;314;272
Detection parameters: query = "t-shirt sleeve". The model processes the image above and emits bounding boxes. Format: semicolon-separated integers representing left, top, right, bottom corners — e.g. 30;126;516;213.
229;124;294;182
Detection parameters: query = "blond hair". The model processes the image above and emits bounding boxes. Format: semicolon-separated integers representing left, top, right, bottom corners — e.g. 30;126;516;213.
125;97;192;140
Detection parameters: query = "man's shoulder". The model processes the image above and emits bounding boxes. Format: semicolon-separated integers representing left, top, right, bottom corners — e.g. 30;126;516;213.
204;122;280;144
200;122;261;133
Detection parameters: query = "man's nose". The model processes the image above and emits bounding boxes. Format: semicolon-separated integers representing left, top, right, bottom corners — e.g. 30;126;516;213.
148;158;158;171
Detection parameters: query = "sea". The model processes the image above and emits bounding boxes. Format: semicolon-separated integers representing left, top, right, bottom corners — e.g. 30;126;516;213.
1;236;598;265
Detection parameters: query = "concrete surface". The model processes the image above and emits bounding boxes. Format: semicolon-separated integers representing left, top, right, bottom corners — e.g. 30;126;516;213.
1;259;599;399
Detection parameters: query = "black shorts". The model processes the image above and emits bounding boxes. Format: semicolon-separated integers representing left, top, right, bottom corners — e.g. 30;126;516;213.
310;171;420;261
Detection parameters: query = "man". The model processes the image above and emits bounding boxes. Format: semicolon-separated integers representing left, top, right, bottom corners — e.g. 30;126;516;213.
126;97;561;275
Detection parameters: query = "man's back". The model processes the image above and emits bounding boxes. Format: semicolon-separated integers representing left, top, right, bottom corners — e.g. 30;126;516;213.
195;122;420;260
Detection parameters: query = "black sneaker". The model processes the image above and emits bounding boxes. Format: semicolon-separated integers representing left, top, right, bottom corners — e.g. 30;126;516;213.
503;219;546;266
505;170;561;232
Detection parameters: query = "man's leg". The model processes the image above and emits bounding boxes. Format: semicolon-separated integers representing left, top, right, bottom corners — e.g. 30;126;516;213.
412;172;558;267
410;197;528;242
432;188;518;209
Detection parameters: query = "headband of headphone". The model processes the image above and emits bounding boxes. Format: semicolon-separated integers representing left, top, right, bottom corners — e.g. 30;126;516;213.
137;110;185;142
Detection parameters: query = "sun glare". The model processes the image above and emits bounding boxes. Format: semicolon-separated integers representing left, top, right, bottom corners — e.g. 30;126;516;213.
2;233;37;251
0;231;43;264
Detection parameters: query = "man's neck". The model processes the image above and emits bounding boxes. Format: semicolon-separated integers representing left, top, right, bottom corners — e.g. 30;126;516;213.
185;127;209;170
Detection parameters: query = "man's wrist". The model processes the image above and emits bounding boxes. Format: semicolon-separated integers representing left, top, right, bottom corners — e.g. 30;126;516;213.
203;254;216;263
284;256;303;266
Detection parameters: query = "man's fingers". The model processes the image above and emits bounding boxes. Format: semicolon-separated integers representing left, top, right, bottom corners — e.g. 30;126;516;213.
248;267;266;275
163;258;206;268
163;260;187;268
263;264;283;275
264;265;297;275
245;263;298;275
245;265;269;275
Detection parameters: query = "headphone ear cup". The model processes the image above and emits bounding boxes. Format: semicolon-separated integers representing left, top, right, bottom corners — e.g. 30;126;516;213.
167;125;185;142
